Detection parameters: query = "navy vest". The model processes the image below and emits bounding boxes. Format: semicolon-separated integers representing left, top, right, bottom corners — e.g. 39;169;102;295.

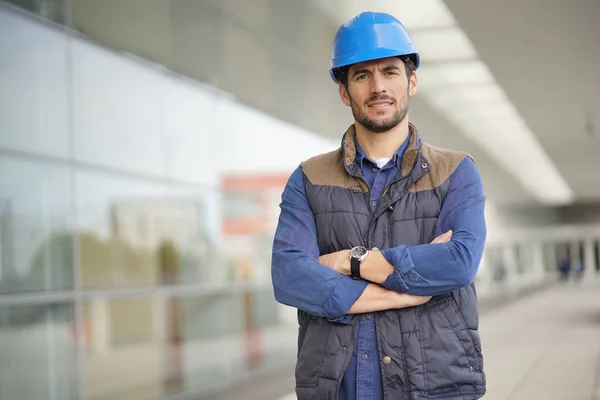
295;125;486;400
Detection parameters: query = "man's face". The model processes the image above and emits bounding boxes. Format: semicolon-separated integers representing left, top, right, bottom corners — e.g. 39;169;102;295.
339;57;418;133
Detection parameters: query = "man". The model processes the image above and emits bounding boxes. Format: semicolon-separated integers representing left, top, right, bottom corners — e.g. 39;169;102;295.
271;11;486;400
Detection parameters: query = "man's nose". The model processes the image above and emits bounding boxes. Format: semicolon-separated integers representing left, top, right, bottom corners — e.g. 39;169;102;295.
370;73;387;94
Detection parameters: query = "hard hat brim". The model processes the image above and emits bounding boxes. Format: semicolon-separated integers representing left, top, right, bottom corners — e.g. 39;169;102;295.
329;47;420;83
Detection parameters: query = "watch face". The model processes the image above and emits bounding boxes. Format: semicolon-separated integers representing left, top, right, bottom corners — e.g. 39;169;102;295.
351;246;368;259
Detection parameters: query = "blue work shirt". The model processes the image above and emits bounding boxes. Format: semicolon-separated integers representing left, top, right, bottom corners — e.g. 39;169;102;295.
271;131;487;400
338;136;410;400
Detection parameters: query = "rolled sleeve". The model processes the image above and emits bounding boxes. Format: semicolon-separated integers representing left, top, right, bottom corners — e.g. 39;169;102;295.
325;277;369;323
380;246;412;292
271;166;366;323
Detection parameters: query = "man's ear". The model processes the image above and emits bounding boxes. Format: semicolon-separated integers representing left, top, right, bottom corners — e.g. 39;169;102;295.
339;82;351;107
409;71;419;97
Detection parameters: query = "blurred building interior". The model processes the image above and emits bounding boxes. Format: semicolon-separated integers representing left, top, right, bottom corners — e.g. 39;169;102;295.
0;1;599;399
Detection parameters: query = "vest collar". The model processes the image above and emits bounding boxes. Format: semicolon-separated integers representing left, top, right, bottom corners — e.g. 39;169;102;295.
341;123;422;176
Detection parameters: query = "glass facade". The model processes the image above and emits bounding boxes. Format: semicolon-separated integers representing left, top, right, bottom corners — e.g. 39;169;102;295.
0;1;338;398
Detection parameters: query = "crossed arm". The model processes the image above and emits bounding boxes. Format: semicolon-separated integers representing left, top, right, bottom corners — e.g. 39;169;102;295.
319;230;454;315
271;159;486;322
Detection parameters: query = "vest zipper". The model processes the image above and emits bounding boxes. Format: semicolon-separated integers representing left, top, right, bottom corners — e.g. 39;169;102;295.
335;323;356;398
362;188;373;247
387;204;393;246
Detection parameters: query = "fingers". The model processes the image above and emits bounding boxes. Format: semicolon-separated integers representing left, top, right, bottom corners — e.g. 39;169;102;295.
431;230;453;244
319;254;331;268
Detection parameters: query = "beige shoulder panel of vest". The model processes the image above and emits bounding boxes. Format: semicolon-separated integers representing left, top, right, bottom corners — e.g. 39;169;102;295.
410;143;472;193
300;148;366;191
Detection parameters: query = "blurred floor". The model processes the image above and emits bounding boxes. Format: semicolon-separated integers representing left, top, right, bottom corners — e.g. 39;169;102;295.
481;278;600;400
226;278;600;400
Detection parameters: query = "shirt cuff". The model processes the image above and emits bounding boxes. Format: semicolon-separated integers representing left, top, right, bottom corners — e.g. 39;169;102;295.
381;246;414;292
323;276;368;324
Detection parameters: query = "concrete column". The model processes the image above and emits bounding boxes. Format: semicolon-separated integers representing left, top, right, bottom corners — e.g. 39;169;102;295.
473;253;492;300
584;238;598;280
90;298;109;354
530;242;546;285
569;241;584;281
541;242;557;280
502;244;520;295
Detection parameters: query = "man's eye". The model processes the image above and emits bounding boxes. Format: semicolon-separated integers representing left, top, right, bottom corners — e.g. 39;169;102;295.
356;75;367;81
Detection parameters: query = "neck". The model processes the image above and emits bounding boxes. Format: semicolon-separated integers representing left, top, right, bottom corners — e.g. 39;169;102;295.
354;117;410;160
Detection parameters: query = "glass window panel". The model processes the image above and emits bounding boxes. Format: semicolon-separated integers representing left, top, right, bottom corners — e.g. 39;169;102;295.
71;38;169;178
75;171;228;288
161;75;220;186
0;303;77;400
76;171;170;289
247;288;296;371
71;31;221;185
83;296;167;400
0;5;70;158
0;157;73;294
83;292;248;399
180;291;248;393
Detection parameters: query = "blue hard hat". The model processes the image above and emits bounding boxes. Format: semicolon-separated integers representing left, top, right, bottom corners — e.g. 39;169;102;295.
329;11;420;83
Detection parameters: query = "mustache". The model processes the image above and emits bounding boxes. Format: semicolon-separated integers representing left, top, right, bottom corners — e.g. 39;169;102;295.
364;95;395;105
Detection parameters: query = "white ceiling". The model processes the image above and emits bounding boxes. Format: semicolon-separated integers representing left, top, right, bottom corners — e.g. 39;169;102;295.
443;0;600;203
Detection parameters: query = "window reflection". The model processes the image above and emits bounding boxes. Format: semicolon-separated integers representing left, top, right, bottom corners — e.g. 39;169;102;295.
0;4;70;158
71;34;219;185
221;174;288;284
75;171;223;289
0;157;73;294
81;292;290;399
0;303;77;400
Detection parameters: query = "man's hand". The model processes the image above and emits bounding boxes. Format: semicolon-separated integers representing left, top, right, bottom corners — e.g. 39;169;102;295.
431;230;453;244
319;250;351;275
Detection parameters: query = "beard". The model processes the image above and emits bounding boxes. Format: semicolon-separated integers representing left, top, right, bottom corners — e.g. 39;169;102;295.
348;90;409;133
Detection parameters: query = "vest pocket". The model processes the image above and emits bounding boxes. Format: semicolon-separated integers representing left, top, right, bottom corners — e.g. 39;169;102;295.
417;298;484;393
447;297;484;372
295;318;330;388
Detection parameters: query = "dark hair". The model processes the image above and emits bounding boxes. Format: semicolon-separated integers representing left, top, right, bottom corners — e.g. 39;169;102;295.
334;54;417;87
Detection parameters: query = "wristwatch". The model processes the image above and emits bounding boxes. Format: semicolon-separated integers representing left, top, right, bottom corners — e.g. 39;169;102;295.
349;246;369;279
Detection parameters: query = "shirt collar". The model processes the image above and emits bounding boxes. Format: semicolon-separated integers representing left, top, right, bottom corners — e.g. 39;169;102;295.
354;131;411;170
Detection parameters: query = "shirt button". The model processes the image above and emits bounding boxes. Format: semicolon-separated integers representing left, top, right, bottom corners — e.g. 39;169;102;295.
366;314;371;319
362;354;368;360
383;356;392;365
371;201;377;207
372;167;378;172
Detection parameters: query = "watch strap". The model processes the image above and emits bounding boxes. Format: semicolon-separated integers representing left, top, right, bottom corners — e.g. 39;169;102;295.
350;256;361;280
